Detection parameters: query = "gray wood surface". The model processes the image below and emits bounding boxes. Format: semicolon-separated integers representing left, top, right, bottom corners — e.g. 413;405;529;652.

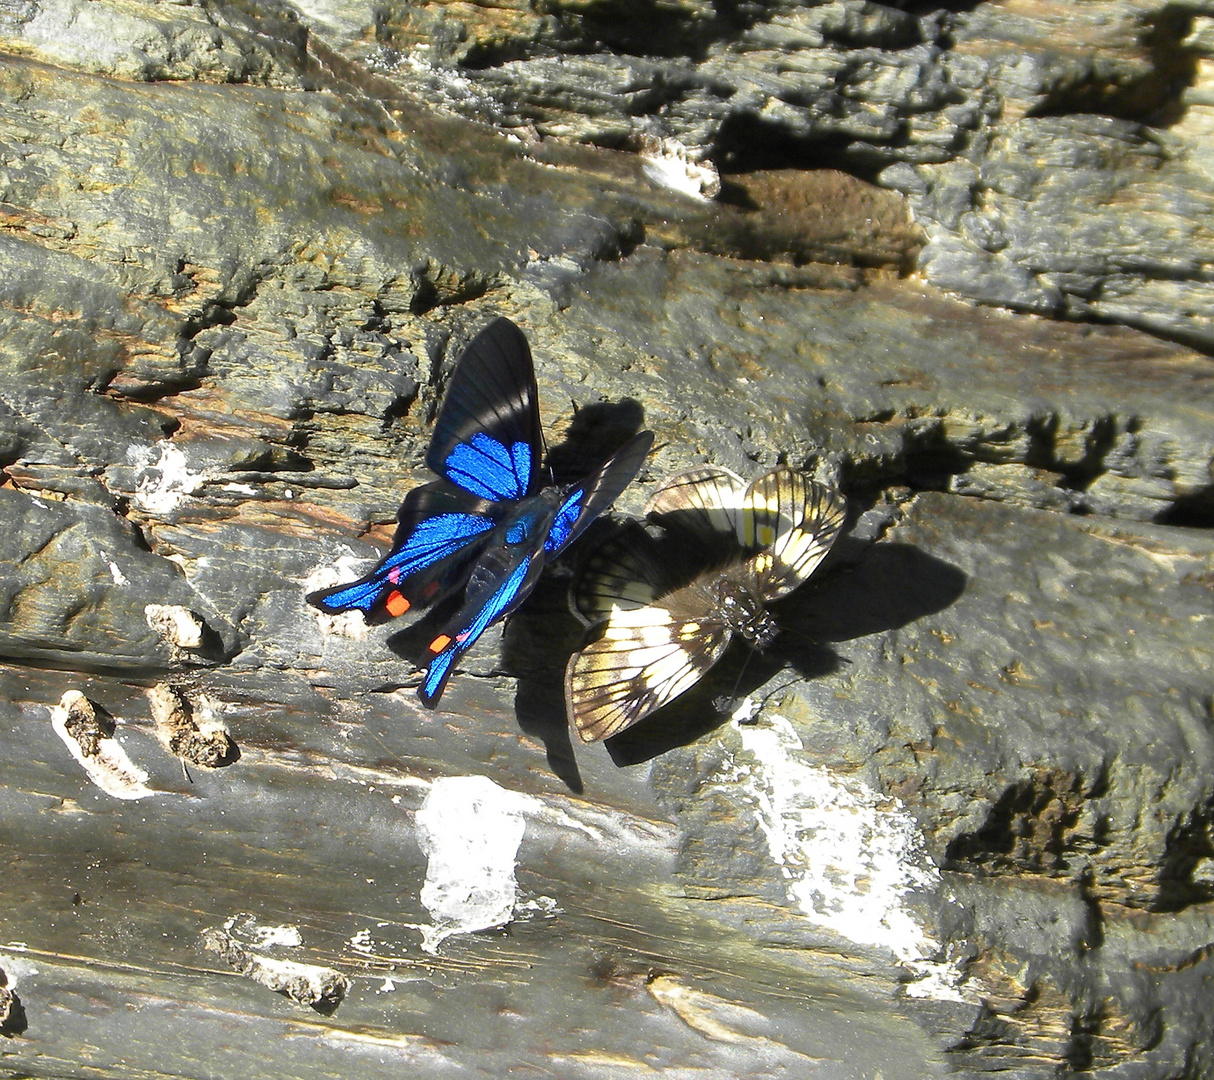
2;0;1214;1075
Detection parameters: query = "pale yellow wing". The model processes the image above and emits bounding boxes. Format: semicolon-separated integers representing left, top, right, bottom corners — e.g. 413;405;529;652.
740;469;847;600
644;466;748;554
565;601;731;743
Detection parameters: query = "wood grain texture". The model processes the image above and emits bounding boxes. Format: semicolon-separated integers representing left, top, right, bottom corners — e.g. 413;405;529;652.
0;2;1212;1076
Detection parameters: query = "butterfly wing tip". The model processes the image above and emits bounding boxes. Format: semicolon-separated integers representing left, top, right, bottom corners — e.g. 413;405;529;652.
416;688;441;710
304;590;338;613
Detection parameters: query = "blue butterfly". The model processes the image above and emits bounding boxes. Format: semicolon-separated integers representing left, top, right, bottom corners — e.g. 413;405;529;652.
308;317;654;708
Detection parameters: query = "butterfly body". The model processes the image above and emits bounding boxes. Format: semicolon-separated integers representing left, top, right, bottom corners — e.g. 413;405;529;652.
566;465;846;742
486;485;568;550
705;575;780;648
309;317;653;708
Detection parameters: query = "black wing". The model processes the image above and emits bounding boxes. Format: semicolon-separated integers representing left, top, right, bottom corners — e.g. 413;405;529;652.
426;318;544;503
307;482;497;622
542;431;655;558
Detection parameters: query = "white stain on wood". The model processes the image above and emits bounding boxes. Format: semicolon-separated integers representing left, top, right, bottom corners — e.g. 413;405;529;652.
639;136;721;201
722;705;966;1001
303;557;373;640
415;775;538;954
50;691;156;801
222;914;304;950
129;441;206;514
144;604;205;649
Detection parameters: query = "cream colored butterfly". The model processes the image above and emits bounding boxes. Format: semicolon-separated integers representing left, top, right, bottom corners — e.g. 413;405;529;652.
566;466;846;743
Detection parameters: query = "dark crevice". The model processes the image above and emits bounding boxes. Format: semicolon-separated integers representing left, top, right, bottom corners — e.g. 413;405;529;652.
0;648;180;681
407;277;440;317
1076;873;1105;952
461;0;943;66
1096;308;1214;361
181;303;238;338
1064;1006;1101;1072
944;770;1090;875
1024;5;1199;128
1091;260;1214;288
0;987;26;1038
713;117;878;178
103;285;260;404
459;0;768;68
895;0;985;14
1152;799;1214;913
407;268;494;316
379;385;423;432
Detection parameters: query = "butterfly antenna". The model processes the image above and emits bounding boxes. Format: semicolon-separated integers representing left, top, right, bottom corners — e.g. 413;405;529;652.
780;625;829;653
720;669;804;723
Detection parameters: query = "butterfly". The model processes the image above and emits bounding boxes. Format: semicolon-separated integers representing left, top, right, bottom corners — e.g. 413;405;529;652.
308;317;654;708
565;465;847;742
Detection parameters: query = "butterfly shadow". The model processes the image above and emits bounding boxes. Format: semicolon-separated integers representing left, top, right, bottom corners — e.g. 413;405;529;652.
494;400;656;790
500;568;589;793
543;398;649;486
377;576;588;792
783;535;969;645
600;537;969;767
379;582;585;791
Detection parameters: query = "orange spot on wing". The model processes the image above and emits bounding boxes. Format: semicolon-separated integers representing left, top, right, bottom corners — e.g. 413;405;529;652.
385;591;411;616
429;634;452;653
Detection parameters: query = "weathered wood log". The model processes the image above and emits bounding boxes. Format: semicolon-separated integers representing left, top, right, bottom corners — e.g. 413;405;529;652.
1;1;1214;1077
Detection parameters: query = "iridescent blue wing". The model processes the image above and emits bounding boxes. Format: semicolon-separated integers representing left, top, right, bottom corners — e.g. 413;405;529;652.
307;482;497;623
426;318;543;502
417;546;545;708
543;430;655;558
415;430;654;707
